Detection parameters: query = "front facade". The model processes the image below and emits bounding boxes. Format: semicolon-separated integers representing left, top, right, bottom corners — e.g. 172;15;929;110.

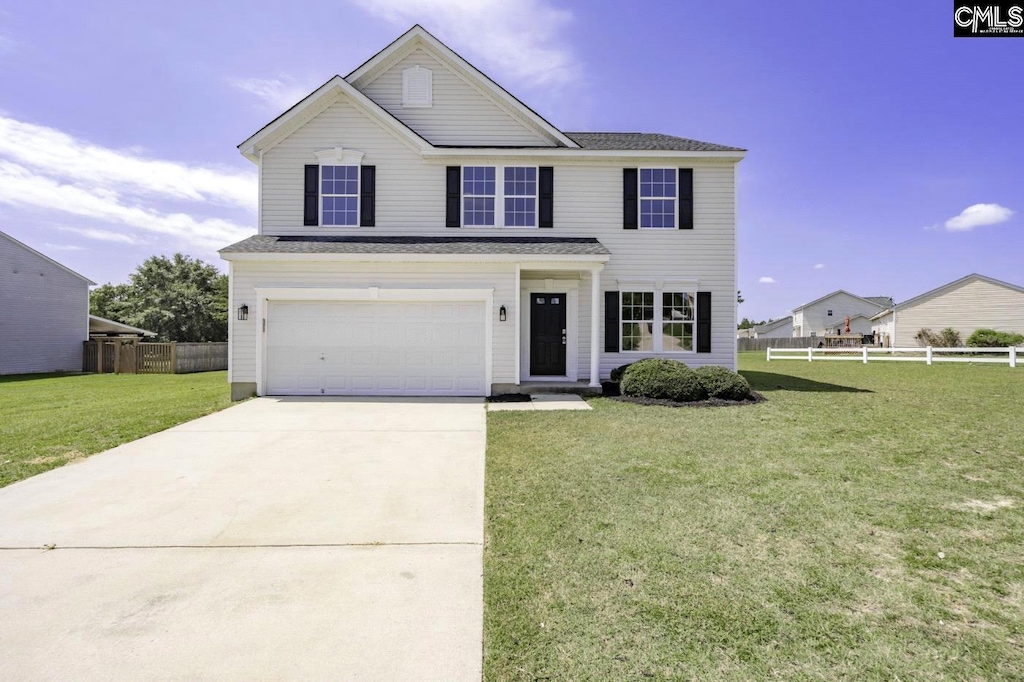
220;27;745;399
791;291;891;337
871;274;1024;347
0;231;94;375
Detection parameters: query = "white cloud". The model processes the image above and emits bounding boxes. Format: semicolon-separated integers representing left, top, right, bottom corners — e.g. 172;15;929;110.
59;226;140;245
350;0;579;87
944;203;1014;232
228;77;316;111
0;116;255;252
0;160;251;251
43;243;84;252
759;276;777;284
813;263;825;269
0;116;256;210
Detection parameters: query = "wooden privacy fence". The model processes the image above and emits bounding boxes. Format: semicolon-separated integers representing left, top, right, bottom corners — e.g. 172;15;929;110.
767;346;1022;367
739;336;854;351
84;341;227;374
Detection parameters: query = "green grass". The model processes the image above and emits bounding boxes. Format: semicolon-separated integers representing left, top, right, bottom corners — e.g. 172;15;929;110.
0;372;232;487
484;353;1024;680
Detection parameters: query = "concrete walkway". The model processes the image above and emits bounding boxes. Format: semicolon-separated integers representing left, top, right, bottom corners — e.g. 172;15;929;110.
0;397;486;681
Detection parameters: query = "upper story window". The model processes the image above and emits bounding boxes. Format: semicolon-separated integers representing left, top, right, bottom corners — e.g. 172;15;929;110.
321;165;359;226
402;65;433;108
315;147;365;227
504;167;537;227
827;309;833;316
463;166;496;226
639;168;676;229
462;166;538;228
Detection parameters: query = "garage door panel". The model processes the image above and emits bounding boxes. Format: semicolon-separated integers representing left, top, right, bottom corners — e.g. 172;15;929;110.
265;299;486;397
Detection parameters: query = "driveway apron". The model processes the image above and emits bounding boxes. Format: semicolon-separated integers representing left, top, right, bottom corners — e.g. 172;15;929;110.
0;397;485;681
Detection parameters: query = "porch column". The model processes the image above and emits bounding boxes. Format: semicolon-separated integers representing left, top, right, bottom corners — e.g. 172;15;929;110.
589;265;603;387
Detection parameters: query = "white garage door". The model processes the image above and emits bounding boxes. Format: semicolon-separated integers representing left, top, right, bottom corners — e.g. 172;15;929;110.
265;300;486;396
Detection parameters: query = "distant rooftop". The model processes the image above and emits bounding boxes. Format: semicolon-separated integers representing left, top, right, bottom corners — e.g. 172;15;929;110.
564;132;745;153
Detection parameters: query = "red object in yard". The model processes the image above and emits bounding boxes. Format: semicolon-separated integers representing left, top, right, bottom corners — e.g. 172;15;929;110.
844;315;851;333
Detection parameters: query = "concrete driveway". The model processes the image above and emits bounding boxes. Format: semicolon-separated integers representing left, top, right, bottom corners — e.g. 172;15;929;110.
0;397;485;681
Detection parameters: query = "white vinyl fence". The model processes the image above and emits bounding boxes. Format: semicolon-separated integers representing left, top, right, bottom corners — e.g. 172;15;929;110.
767;346;1021;367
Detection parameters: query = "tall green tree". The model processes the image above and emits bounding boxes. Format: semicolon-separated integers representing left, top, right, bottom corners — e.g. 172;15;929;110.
90;254;228;342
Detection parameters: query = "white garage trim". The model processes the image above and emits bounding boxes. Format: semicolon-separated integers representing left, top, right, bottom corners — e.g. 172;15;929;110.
254;287;493;396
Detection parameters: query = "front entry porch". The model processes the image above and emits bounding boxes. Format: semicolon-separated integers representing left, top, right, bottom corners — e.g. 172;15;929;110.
515;264;603;390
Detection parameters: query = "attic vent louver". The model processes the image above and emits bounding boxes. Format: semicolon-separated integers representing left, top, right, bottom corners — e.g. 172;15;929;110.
402;65;432;108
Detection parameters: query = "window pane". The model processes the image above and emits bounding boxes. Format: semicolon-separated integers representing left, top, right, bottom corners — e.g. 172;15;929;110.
663;322;693;352
464;197;495;226
504;197;535;227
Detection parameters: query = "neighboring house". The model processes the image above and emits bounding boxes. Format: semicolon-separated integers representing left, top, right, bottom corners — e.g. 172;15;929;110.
89;315;157;339
219;26;745;399
0;231;95;375
791;290;892;337
871;273;1024;347
736;327;755;339
753;316;793;338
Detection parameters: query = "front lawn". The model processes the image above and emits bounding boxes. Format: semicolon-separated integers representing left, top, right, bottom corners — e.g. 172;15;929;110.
485;353;1024;680
0;372;232;487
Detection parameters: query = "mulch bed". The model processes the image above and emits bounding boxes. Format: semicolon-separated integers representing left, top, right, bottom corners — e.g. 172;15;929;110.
610;392;766;409
486;393;533;403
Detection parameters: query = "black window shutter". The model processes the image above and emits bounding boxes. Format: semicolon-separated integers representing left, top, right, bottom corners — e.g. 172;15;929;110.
446;166;461;227
696;291;712;353
360;165;375;227
303;165;319;226
678;168;693;230
623;168;638;229
604;290;620;353
538;166;554;228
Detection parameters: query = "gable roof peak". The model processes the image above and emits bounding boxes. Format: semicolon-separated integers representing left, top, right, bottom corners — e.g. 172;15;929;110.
346;24;578;149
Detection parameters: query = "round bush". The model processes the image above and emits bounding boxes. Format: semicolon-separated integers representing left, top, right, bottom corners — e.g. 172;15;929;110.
620;358;706;402
694;365;752;401
609;363;634;383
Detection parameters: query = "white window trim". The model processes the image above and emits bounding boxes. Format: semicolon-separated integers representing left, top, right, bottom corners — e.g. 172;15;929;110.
637;167;678;230
461;165;539;229
315;148;365;228
620;288;697;354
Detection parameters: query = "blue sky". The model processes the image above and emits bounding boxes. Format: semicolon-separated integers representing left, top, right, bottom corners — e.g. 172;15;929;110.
0;0;1020;321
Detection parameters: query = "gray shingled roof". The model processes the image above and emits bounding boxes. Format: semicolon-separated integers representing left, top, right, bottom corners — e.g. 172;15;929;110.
219;235;610;255
565;132;744;153
865;296;894;308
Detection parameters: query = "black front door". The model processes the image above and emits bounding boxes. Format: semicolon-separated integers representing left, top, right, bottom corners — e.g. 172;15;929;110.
530;293;567;376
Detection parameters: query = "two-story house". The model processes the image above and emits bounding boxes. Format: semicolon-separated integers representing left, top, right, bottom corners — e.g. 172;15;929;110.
791;290;892;338
219;26;745;399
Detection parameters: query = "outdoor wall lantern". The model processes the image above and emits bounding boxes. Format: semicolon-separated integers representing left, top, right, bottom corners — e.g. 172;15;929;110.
499;305;507;322
237;304;249;321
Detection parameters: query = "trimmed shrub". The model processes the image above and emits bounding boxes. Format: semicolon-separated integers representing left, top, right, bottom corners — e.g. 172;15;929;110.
915;327;962;347
967;328;1024;347
620;358;706;402
609;363;634;383
694;365;752;401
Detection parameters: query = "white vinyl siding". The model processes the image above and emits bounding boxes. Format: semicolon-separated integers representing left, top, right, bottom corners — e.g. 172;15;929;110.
0;234;90;375
254;149;738;375
252;85;739;375
229;261;517;386
890;278;1024;347
359;48;553;147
